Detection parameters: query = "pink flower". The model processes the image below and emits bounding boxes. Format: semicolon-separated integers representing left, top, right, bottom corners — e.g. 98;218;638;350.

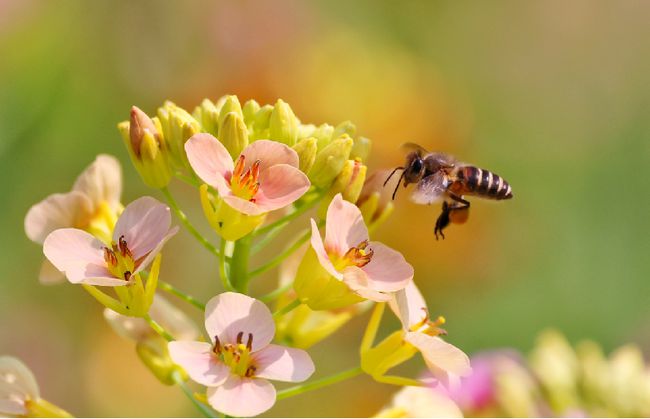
390;281;472;386
24;155;122;284
42;197;178;286
185;133;310;215
168;292;315;417
310;193;413;302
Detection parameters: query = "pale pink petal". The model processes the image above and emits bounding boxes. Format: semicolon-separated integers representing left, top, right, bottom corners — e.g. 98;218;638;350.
24;191;93;244
113;197;171;260
405;333;472;378
38;259;66;285
342;266;392;302
254;344;315;382
185;133;233;196
0;399;27;416
72;154;122;211
360;242;413;292
132;226;179;275
324;194;368;256
0;356;39;400
168;341;229;387
204;293;275;351
310;219;343;280
222;195;265;216
43;228;115;284
241;140;299;171
255;164;310;212
389;280;428;331
207;375;276;417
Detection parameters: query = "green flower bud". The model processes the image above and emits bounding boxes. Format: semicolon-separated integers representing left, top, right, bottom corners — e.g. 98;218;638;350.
220;112;249;159
297;123;317;140
269;99;298;145
250;104;273;141
292;137;318;173
242;99;261;128
217;95;243;132
120;106;173;189
307;135;353;189
332;120;356;140
157;101;201;170
199;185;265;241
192;98;220;136
350;136;372;162
135;339;185;386
312;123;335;149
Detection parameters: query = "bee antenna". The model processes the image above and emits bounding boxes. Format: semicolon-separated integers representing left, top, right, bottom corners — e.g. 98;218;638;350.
391;170;406;200
383;167;404;187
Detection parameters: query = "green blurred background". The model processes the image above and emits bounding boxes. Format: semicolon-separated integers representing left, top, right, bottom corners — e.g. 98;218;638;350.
1;0;649;416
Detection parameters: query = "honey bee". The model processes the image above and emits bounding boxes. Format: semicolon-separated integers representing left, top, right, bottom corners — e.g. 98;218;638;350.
384;143;513;239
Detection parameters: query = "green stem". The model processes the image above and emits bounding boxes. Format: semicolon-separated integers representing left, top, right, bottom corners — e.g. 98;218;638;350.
174;171;202;188
219;240;233;291
144;314;175;342
259;282;292;303
276;366;363;400
172;371;219;418
161;187;220;257
273;299;301;318
159;280;206;310
249;229;310;278
252;194;320;238
229;235;252;293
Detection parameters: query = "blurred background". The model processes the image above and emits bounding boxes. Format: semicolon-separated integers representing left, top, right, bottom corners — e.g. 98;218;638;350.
1;0;649;416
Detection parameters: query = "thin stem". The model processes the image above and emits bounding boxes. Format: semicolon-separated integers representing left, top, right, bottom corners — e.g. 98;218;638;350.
252;195;320;238
276;366;363;400
159;280;206;310
175;171;202;188
251;222;286;254
249;229;310;278
273;299;301;318
219;240;233;291
172;371;219;418
144;314;175;342
161;187;220;257
259;282;292;303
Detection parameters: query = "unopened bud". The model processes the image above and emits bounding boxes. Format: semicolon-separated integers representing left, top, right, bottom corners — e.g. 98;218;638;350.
332;120;356;140
307;135;353;189
320;159;367;218
217;95;243;132
250;104;273;141
157;101;200;169
193;98;220;136
129;106;159;157
312;123;335;149
242;99;261;127
292;137;318;173
220;112;249;159
269;99;298;145
350;136;372;162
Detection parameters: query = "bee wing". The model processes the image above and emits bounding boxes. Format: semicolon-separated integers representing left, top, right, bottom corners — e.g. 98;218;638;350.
400;142;430;155
410;172;449;205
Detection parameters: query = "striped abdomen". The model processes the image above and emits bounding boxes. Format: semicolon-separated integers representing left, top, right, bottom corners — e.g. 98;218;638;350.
454;166;513;200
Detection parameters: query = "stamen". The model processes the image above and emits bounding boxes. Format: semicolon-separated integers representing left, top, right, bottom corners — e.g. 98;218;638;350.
233;155;246;179
123;271;131;281
213;336;222;354
103;247;117;266
245;366;257;377
118;235;132;258
344;240;374;267
236;331;244;345
246;333;253;351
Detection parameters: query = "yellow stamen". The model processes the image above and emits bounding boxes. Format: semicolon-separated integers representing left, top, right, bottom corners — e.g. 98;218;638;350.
230;156;262;201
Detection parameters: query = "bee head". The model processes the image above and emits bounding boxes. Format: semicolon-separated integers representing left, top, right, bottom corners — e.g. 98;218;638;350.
404;151;425;184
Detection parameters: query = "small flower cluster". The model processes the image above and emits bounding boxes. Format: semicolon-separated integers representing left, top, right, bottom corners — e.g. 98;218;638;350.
378;329;650;418
18;95;470;417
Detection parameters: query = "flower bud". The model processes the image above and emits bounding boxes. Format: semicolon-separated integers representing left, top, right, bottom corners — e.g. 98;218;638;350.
242;99;261;128
193;98;220;136
350;136;372;162
312;123;335;149
293;247;364;310
318;159;367;218
297;123;317;140
135;340;185;385
199;184;265;241
292;137;318;173
217;95;243;132
157;101;201;170
250;104;273;141
119;106;173;189
357;170;397;231
332;120;356;140
219;112;249;159
269;99;298;145
307;135;354;189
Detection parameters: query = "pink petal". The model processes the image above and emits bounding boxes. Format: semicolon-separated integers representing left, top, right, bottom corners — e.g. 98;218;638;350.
207;375;276;417
405;333;472;378
132;226;179;275
113;197;171;260
185;133;233;196
360;242;413;292
241;140;299;171
38;259;66;285
310;219;343;280
0;399;27;416
72;154;122;211
342;266;392;302
255;164;310;212
204;293;275;352
222;195;265;216
324;194;368;256
43;228;122;285
24;191;93;244
389;280;428;331
253;344;315;382
168;341;229;387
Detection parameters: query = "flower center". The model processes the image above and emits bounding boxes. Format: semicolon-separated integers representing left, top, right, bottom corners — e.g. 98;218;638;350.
330;240;374;271
230;155;261;202
212;331;257;378
103;235;135;281
410;309;447;336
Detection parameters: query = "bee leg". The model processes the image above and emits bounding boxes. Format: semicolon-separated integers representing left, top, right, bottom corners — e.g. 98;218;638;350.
434;201;451;240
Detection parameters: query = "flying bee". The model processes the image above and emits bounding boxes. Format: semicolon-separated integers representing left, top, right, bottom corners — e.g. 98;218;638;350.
384;143;513;240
